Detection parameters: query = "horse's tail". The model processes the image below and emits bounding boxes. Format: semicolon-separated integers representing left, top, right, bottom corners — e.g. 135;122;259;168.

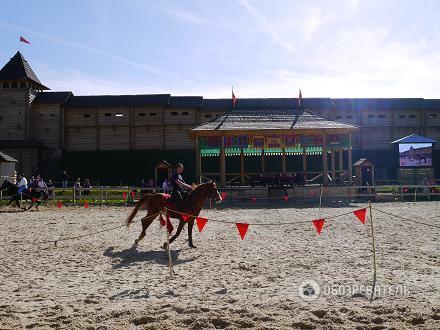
125;194;153;227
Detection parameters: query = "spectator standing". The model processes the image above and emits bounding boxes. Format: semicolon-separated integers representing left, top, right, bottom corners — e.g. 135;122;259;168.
74;178;81;196
36;176;48;200
62;170;69;188
162;178;169;193
83;178;92;196
47;179;55;196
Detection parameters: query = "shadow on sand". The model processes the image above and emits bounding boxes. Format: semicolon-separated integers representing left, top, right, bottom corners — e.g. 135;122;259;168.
103;245;198;269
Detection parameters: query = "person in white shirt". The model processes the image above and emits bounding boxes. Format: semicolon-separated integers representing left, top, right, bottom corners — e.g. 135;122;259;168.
16;174;28;194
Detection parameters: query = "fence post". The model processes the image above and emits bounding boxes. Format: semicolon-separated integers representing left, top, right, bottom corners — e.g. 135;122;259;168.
101;187;104;205
400;185;403;201
427;185;431;201
73;187;76;205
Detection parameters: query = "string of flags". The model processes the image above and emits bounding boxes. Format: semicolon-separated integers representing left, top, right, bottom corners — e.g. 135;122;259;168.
159;206;369;240
219;191;319;203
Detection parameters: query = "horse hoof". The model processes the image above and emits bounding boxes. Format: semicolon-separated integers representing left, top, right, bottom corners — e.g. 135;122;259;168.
189;244;197;249
134;239;139;245
163;242;169;249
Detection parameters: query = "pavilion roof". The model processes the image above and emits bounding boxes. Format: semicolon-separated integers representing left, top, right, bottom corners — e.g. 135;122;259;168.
191;107;358;133
0;51;48;89
0;150;18;162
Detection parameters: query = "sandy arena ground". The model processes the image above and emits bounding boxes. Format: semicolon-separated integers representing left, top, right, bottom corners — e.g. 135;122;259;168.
0;201;439;329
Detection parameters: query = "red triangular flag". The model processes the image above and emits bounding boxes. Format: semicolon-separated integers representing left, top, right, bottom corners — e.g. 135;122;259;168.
32;197;38;203
221;192;227;200
20;36;30;44
353;208;367;224
123;191;127;200
57;200;62;209
236;223;249;240
283;195;289;202
312;219;325;235
166;215;174;234
251;197;256;203
130;191;135;199
181;214;190;222
196;217;208;232
84;200;89;208
159;215;166;227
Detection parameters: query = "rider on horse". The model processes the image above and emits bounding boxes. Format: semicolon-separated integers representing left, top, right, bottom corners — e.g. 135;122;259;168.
170;163;193;209
16;174;28;195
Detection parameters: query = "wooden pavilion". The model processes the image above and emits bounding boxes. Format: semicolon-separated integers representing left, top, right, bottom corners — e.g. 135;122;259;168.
189;101;358;186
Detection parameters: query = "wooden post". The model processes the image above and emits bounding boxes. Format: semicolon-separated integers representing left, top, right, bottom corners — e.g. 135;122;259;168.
322;135;328;186
195;136;201;184
331;149;336;180
338;147;343;176
348;134;353;185
302;147;307;181
261;150;266;173
282;148;287;173
240;148;245;184
220;137;226;186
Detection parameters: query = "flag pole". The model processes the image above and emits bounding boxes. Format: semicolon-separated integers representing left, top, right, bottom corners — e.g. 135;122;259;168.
369;200;377;302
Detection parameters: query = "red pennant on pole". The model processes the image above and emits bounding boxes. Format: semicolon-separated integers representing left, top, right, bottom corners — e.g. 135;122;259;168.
312;219;325;235
84;200;89;208
166;215;174;234
159;215;166;227
57;200;62;209
251;197;256;203
283;195;289;202
236;223;249;240
32;197;38;203
123;192;127;200
196;217;208;232
130;191;135;199
221;192;227;200
353;208;367;224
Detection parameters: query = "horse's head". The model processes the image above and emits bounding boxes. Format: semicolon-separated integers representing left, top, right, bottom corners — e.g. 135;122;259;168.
206;181;222;204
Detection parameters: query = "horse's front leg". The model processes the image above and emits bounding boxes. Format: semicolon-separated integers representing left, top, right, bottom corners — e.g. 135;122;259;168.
188;218;196;248
167;219;186;246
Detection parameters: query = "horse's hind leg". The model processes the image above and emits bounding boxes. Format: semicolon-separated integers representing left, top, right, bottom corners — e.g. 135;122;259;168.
134;211;156;245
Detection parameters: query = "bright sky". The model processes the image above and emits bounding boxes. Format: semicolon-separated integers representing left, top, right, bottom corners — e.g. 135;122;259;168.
1;0;440;98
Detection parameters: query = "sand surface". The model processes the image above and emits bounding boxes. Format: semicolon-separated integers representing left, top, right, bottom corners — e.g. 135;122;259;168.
0;202;439;329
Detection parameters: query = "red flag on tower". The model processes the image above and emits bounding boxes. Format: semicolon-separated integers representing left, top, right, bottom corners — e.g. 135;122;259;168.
20;36;30;44
298;89;302;108
232;87;237;108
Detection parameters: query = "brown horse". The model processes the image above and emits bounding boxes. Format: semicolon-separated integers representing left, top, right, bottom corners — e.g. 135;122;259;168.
125;181;222;248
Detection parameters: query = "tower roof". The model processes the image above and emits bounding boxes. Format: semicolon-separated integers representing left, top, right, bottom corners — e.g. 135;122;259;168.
0;51;48;89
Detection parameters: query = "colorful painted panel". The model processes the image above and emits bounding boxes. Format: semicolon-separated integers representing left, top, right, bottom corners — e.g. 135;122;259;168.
266;136;282;148
252;136;265;148
224;136;248;148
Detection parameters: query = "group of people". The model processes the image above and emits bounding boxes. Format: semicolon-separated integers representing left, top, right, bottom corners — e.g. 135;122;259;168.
16;174;54;199
12;163;192;206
